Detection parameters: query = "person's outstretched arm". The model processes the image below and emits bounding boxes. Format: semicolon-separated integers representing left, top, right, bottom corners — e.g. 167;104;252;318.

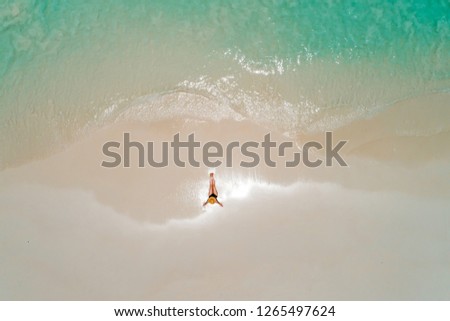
216;200;223;207
202;201;208;207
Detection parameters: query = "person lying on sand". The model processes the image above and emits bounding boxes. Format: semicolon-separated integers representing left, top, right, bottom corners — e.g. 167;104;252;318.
203;173;223;207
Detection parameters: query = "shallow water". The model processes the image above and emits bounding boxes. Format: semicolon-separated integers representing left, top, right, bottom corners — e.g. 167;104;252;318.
0;0;449;167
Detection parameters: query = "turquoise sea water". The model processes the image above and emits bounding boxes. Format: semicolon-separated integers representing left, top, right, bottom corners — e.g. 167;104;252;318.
0;0;449;167
1;0;449;76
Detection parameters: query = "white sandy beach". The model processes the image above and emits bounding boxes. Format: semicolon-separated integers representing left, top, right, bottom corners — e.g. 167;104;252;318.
1;92;449;300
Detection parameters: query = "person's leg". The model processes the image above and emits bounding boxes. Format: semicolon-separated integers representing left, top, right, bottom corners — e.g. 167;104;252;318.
211;176;218;196
208;173;214;196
